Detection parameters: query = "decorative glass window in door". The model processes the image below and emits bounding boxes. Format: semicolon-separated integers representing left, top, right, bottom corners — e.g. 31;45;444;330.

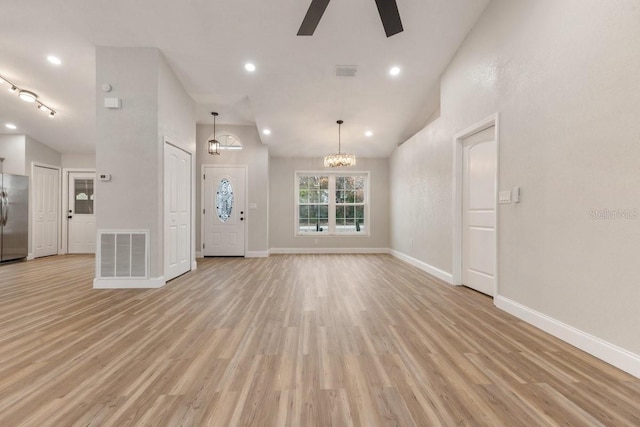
216;178;234;223
74;179;94;214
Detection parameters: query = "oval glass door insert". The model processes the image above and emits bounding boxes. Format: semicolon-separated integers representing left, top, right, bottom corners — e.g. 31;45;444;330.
216;178;234;223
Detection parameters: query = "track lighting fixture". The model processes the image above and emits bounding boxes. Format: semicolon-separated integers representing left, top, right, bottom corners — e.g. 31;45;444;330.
0;73;57;117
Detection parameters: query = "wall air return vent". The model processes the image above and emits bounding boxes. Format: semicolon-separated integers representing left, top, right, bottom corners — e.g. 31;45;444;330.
97;230;148;279
335;65;358;77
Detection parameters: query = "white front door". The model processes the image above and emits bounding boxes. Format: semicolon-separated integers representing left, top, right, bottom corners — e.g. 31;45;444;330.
462;126;496;296
68;172;96;254
203;166;245;256
164;143;192;281
33;166;59;258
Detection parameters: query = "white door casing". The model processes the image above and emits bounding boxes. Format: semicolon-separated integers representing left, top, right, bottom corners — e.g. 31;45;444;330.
68;172;96;254
33;165;60;258
164;142;192;281
203;166;246;257
462;126;497;296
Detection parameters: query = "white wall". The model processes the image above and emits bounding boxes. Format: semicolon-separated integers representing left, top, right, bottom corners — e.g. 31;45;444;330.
61;153;95;169
390;0;640;361
96;47;196;281
270;157;389;251
195;124;269;255
0;135;26;175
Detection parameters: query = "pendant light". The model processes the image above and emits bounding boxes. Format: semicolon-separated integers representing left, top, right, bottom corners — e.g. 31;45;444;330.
208;112;220;155
324;120;356;167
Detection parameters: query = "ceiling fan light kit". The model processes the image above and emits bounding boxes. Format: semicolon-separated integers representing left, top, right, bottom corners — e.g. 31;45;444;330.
324;120;356;168
298;0;403;37
0;73;56;117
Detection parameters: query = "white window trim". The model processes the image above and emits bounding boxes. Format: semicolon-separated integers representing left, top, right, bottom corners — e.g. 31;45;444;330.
294;170;370;237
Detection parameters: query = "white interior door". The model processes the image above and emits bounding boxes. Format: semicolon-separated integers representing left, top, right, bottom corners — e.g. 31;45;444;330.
203;166;245;256
462;126;497;296
165;143;192;281
33;166;59;258
68;172;96;254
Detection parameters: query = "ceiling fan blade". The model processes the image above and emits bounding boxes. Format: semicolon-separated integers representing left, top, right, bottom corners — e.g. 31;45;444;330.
374;0;404;37
297;0;331;36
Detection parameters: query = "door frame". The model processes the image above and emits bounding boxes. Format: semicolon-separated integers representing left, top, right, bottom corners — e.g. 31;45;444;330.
200;164;248;257
164;138;193;280
452;113;500;296
30;162;61;259
61;168;96;254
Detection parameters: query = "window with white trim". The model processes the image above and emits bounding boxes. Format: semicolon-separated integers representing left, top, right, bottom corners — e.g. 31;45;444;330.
296;172;369;235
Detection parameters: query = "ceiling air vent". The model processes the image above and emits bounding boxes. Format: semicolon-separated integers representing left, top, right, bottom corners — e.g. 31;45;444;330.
335;65;358;77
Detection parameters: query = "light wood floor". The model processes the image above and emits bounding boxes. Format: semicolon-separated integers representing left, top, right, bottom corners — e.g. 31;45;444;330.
0;255;639;426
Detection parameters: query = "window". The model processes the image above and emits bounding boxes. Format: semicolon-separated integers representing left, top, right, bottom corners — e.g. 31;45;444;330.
296;172;369;235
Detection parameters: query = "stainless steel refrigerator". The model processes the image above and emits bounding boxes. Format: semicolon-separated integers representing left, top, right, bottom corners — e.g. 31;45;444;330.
0;173;29;262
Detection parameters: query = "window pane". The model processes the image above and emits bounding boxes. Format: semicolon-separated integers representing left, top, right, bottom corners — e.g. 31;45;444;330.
336;176;345;190
355;177;365;190
354;189;365;203
74;179;94;214
299;176;309;188
216;178;234;223
319;205;328;219
299;205;309;219
336;205;344;220
355;206;364;219
299;188;308;203
308;190;319;203
319;177;329;189
310;176;321;188
344;190;355;203
344;176;355;190
320;189;329;203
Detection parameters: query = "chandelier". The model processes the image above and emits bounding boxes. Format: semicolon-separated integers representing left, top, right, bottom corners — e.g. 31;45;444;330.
324;120;356;167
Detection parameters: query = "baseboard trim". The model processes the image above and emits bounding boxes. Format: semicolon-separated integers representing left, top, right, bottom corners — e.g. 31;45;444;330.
389;249;454;284
192;260;198;270
195;251;203;259
246;251;270;258
93;276;166;289
269;247;389;255
27;253;34;261
495;296;640;379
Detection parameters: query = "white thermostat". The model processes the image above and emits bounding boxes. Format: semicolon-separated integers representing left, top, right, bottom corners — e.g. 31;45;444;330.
99;174;112;181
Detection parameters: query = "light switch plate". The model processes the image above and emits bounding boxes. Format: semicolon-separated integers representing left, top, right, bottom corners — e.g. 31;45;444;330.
104;97;121;109
499;190;512;204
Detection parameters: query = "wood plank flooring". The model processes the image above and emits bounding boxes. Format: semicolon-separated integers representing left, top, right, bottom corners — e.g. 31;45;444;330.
0;254;639;426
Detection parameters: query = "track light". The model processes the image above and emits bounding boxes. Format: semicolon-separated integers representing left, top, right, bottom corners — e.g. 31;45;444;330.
0;73;57;117
19;90;37;103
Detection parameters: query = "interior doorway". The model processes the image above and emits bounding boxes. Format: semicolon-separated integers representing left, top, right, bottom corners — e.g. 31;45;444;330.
453;115;499;297
32;164;60;258
164;141;192;281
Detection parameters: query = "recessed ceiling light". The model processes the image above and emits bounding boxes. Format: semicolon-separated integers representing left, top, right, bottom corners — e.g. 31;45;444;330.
19;90;38;103
244;63;256;72
5;123;17;130
47;55;62;65
263;129;271;135
365;130;373;137
389;66;401;76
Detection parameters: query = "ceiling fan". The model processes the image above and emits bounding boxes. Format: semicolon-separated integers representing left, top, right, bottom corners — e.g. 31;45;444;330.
297;0;404;38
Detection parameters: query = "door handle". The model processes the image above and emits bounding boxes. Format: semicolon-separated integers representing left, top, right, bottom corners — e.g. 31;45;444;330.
68;215;73;219
1;191;7;226
0;190;5;226
240;218;244;221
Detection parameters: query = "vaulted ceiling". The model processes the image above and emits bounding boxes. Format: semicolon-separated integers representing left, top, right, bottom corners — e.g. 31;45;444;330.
0;0;489;157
